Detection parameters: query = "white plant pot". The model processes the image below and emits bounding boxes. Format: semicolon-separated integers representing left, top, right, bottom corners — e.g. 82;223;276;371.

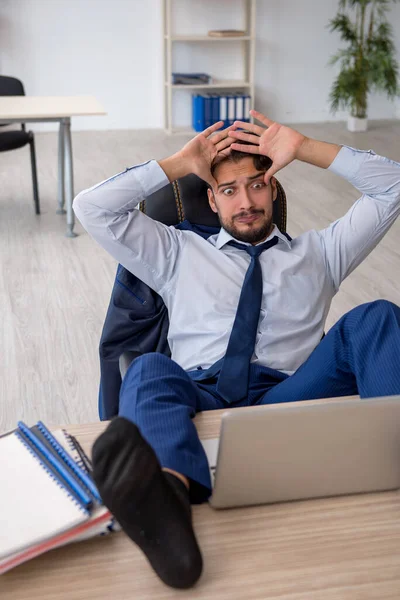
347;115;368;132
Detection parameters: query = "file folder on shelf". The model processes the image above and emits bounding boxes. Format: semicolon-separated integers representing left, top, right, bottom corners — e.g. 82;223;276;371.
192;94;206;132
191;93;252;131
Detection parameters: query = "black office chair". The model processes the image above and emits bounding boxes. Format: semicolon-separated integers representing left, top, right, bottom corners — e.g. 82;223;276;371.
0;76;40;214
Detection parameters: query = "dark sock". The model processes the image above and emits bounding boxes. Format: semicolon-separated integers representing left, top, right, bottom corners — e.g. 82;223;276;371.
163;471;191;517
91;417;203;589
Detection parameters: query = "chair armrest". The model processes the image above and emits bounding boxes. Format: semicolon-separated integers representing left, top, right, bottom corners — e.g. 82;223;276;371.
119;351;140;380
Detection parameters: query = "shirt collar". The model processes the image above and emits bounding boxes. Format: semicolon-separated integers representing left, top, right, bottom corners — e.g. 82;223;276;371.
215;224;292;250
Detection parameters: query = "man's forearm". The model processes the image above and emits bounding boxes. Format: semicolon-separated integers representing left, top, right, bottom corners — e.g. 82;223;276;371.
158;152;191;183
296;137;341;169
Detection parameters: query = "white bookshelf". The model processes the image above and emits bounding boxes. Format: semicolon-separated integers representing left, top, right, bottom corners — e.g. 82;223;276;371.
167;35;253;42
163;0;256;135
168;80;251;90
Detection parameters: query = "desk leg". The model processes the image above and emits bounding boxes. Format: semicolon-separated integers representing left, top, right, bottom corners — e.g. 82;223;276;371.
64;117;77;238
56;119;66;214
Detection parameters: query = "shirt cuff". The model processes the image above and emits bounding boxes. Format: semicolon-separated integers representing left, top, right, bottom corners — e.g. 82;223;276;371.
328;145;376;181
127;159;170;198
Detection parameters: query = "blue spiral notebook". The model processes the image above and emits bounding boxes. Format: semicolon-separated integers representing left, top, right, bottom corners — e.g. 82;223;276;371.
0;422;113;574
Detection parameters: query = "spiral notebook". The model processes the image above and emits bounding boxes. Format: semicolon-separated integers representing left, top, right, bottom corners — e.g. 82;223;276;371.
0;421;113;575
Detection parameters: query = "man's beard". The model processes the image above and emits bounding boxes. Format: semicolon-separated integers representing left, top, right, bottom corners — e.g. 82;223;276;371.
219;209;273;244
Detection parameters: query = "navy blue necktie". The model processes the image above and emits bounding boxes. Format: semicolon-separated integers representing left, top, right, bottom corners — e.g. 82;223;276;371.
216;236;279;403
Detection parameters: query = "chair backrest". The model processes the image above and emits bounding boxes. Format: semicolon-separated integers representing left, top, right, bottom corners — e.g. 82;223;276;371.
0;76;25;97
139;173;287;233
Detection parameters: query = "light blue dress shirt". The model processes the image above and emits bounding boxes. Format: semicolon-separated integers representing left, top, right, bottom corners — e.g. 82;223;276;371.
73;146;400;375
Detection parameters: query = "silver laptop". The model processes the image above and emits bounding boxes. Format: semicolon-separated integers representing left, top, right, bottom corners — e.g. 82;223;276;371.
202;396;400;509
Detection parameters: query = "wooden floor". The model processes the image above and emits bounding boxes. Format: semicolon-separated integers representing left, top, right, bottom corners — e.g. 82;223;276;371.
1;121;399;432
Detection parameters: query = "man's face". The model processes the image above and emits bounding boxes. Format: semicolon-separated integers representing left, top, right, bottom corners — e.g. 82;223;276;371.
207;157;277;244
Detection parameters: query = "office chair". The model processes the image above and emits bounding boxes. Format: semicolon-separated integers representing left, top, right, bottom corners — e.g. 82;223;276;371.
0;75;40;214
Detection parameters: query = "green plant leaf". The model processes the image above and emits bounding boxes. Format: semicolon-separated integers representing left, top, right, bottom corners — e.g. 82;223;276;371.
327;0;400;116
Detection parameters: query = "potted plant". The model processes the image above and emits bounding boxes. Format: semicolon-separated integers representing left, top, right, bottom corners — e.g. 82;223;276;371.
327;0;400;132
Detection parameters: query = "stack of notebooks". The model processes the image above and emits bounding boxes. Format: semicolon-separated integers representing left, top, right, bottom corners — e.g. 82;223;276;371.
192;92;251;132
0;421;114;574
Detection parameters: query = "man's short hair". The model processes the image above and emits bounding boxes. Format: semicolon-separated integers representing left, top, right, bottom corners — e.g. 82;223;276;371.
210;138;273;180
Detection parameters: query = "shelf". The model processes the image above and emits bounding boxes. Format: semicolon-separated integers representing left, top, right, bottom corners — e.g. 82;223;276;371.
166;80;251;89
166;35;252;42
163;0;256;135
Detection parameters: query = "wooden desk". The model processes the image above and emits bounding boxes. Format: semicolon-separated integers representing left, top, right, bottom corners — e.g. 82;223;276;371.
3;398;400;599
0;96;106;237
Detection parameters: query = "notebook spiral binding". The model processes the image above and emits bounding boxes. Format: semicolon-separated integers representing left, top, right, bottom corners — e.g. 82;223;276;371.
63;431;86;472
62;431;119;534
15;431;89;516
36;422;102;504
63;430;91;474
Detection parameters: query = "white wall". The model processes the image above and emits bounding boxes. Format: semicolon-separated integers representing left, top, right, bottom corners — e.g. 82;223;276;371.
0;0;164;130
1;0;399;131
255;0;400;123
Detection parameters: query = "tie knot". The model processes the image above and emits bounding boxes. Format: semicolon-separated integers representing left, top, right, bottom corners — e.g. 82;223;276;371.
228;236;279;258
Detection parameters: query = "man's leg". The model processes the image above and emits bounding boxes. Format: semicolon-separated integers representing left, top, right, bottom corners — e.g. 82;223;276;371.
260;300;400;405
91;352;223;589
118;353;222;497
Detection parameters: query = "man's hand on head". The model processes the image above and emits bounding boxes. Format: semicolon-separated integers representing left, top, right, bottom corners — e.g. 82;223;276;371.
159;122;236;191
228;110;308;184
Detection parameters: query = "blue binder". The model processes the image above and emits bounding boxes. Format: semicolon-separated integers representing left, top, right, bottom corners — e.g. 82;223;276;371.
192;94;205;132
211;94;220;125
204;93;212;128
244;94;251;122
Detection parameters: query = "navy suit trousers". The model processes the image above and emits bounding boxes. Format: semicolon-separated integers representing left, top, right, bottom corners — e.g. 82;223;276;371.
118;300;400;503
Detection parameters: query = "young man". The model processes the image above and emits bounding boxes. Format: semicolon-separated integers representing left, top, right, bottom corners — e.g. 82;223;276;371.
73;110;400;589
